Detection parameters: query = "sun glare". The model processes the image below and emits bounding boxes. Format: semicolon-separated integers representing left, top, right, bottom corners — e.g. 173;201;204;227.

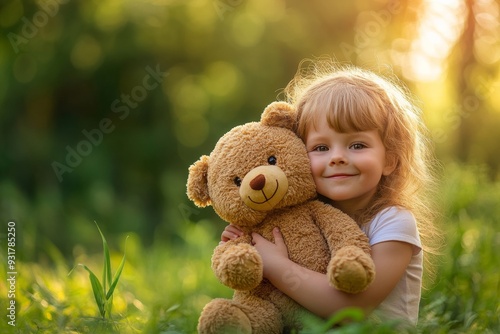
401;0;467;82
473;0;500;65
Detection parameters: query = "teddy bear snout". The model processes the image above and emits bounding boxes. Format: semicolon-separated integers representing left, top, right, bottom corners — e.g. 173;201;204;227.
239;165;289;212
250;174;266;190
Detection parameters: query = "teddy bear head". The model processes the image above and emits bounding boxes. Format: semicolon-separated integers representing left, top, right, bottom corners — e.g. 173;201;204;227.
187;102;317;227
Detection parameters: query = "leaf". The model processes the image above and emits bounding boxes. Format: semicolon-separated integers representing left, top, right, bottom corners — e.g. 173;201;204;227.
322;307;365;330
106;235;129;300
105;294;113;319
166;304;180;313
79;264;106;318
95;221;112;293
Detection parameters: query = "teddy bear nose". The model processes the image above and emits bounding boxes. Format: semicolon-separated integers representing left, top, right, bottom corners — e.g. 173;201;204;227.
249;174;266;190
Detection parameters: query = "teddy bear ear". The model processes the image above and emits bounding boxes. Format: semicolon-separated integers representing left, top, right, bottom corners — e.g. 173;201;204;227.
187;155;212;207
260;101;297;131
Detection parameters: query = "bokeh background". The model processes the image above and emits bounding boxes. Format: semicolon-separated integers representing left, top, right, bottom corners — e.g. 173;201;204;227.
0;0;499;332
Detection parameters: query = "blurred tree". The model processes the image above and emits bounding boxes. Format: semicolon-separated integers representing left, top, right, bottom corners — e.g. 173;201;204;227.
0;0;499;259
454;0;500;173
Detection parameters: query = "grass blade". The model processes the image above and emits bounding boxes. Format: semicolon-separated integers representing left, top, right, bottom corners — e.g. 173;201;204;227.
106;236;129;300
80;264;106;318
95;221;112;293
105;294;113;319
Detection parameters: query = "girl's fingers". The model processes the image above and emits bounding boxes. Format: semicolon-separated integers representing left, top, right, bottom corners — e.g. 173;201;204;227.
221;224;244;242
251;232;264;245
272;227;288;252
252;228;284;246
272;227;284;244
221;231;235;242
226;224;244;236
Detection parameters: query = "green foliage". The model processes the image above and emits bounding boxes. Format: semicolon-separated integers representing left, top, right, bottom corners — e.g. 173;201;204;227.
0;163;498;333
415;163;500;334
299;308;403;334
68;222;128;320
1;0;499;261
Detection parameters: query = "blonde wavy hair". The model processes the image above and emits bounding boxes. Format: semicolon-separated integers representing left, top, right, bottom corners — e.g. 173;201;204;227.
284;59;442;279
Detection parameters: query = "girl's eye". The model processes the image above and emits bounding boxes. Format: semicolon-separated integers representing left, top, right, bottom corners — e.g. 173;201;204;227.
234;177;242;187
313;145;329;152
350;143;366;150
268;156;277;165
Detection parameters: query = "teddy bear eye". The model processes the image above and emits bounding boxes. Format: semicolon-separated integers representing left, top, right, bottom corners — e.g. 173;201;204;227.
268;156;277;165
233;177;242;187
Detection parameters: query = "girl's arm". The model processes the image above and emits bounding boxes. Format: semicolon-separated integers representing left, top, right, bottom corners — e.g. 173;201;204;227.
251;228;413;319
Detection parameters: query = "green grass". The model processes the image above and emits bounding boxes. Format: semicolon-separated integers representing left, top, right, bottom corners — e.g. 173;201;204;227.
68;222;128;320
0;163;499;333
416;163;500;334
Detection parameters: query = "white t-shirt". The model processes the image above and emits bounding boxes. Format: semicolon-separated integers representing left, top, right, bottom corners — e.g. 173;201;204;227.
360;206;423;325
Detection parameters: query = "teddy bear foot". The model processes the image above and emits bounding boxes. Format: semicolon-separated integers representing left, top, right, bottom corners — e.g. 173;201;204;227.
198;298;252;334
328;245;375;294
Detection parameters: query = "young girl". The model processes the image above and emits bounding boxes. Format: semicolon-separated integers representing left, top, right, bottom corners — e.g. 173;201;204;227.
221;61;439;326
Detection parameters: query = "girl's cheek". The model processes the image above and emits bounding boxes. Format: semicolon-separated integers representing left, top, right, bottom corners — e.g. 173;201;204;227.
309;157;323;173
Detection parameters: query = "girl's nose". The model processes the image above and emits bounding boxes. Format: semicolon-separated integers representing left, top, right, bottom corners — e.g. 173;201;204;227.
329;148;347;165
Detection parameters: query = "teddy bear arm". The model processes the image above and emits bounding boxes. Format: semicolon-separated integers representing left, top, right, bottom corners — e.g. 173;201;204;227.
308;201;375;293
211;236;264;291
309;201;371;254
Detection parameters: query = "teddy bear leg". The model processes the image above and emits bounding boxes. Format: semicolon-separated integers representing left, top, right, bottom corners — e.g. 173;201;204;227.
197;298;252;334
198;295;283;334
327;245;375;294
233;293;283;334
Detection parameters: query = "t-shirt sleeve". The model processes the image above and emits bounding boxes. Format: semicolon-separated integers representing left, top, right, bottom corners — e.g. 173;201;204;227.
363;207;422;255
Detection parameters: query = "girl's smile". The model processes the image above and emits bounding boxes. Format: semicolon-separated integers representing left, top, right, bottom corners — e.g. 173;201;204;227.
327;173;355;178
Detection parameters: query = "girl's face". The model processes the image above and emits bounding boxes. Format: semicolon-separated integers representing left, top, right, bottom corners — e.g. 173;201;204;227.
305;121;395;215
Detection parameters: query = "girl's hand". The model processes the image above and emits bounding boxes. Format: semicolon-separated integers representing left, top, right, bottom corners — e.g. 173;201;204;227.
251;227;290;278
220;224;244;245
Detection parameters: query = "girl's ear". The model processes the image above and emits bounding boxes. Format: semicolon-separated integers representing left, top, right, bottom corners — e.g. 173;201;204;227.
187;155;212;207
260;101;297;131
383;153;398;176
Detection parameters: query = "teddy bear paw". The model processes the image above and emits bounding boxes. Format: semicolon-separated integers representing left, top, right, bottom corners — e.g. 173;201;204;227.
327;245;375;294
213;243;263;290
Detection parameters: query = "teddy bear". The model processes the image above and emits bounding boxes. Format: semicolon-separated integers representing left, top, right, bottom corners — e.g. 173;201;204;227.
187;101;375;333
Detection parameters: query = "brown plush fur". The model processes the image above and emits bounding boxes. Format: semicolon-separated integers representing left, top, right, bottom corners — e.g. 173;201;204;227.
187;102;375;333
